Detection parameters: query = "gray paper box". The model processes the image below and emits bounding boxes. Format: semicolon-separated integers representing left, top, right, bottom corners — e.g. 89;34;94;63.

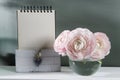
15;49;61;72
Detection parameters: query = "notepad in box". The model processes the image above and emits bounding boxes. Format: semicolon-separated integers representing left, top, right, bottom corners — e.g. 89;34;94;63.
16;6;60;72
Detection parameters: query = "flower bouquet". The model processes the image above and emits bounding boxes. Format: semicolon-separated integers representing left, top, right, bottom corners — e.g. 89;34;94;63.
54;27;111;76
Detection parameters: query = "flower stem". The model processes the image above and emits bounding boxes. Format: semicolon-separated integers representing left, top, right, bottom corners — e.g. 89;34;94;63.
98;60;102;64
82;60;87;64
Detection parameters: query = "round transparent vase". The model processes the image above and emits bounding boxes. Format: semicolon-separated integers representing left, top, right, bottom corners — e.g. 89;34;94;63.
69;59;102;76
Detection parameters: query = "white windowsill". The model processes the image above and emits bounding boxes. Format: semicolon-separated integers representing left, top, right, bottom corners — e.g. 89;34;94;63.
0;66;120;80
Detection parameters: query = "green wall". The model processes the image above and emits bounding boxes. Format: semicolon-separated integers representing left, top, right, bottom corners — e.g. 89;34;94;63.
0;0;120;66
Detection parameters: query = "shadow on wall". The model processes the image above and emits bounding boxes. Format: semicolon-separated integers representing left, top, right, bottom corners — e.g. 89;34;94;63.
0;0;51;9
0;39;17;66
0;53;15;66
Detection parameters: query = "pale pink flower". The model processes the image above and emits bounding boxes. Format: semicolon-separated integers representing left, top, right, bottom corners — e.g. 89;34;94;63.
65;28;96;61
90;32;111;61
54;30;70;56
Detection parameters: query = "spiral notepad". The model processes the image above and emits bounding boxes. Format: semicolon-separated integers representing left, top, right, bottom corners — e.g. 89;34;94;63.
17;6;55;50
16;6;60;72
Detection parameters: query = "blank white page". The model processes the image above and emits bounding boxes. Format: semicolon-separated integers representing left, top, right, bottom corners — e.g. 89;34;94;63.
17;10;55;50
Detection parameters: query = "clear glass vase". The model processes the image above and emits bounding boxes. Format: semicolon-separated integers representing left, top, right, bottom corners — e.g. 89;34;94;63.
69;59;102;76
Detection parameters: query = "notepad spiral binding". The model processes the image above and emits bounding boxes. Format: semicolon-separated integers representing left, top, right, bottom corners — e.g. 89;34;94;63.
20;6;52;13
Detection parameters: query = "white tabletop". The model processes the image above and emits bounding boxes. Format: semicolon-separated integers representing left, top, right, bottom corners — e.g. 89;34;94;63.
0;66;120;80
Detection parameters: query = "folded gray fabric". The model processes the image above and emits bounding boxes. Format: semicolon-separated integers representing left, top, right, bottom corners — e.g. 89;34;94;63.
15;49;60;72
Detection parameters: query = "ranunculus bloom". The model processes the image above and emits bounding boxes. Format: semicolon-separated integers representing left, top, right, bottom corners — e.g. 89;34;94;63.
90;32;111;61
54;30;70;56
65;28;96;61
